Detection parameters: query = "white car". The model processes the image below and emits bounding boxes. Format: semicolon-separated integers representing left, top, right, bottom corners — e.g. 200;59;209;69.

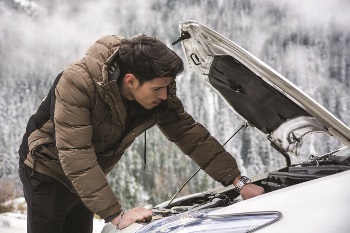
102;21;350;233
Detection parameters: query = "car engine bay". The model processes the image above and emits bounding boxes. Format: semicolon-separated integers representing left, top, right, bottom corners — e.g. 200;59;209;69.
151;147;350;220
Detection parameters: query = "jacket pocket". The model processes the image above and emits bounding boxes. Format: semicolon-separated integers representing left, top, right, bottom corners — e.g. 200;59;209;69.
28;134;65;177
28;128;54;153
31;145;58;162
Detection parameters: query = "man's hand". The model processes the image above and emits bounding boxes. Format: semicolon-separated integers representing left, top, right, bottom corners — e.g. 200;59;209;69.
239;183;265;199
233;175;265;200
111;207;153;229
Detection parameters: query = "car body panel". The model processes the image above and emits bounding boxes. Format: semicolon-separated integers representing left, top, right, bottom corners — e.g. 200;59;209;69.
102;171;350;233
207;169;350;233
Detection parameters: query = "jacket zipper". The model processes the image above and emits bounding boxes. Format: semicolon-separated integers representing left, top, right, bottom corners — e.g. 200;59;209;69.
112;115;156;156
100;84;125;133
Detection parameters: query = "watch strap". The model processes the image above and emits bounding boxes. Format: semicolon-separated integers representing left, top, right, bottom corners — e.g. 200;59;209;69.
235;176;251;192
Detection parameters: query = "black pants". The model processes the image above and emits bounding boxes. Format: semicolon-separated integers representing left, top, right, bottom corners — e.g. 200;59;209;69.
19;157;94;233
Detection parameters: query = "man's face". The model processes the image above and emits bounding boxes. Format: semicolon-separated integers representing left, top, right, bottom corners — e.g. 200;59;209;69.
130;77;172;109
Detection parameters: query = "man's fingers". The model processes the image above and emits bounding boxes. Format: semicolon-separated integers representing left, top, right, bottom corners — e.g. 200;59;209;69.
132;208;153;223
114;207;153;229
137;216;152;223
145;215;152;222
135;214;152;223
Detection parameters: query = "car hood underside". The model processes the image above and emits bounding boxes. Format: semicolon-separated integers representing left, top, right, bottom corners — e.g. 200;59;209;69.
178;20;350;159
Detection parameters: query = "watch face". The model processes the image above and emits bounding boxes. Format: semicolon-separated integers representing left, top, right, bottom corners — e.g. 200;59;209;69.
242;176;251;183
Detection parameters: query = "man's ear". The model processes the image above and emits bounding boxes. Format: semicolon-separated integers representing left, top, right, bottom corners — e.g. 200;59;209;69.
124;74;137;88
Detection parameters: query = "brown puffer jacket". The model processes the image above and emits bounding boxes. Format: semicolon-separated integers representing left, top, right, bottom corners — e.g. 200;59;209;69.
20;35;240;220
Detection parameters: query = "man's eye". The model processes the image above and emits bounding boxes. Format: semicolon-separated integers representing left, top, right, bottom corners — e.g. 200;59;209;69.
154;88;161;91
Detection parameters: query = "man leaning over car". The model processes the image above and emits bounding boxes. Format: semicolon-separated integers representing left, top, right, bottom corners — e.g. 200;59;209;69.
19;34;264;233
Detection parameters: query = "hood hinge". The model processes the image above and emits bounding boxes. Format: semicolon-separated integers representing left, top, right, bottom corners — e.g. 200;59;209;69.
172;31;191;45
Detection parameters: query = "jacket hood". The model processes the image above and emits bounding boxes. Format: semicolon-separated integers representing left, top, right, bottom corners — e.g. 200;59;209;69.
178;20;350;159
85;35;124;84
81;35;128;130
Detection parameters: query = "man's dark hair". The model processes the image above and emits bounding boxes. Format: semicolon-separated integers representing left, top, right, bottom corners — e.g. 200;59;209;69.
116;35;184;84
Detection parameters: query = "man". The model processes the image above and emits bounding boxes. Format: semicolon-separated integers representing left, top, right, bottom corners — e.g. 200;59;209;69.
19;34;264;232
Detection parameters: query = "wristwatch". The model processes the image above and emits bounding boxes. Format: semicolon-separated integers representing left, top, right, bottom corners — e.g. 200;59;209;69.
234;176;251;192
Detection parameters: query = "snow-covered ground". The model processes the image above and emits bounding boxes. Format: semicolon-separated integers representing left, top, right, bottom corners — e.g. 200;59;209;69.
0;197;105;233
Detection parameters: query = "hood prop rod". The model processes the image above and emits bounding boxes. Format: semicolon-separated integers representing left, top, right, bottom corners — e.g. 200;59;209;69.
165;122;249;208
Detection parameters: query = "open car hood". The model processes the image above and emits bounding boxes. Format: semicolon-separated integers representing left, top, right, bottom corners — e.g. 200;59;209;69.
178;20;350;159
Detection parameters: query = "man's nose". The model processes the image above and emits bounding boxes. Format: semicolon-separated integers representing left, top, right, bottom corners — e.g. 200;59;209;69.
159;88;168;100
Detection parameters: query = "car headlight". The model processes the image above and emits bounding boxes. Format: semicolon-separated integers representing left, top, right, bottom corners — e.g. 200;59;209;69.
137;209;282;233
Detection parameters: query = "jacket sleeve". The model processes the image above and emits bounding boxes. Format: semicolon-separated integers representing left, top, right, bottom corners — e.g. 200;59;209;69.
156;82;241;187
54;69;121;219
